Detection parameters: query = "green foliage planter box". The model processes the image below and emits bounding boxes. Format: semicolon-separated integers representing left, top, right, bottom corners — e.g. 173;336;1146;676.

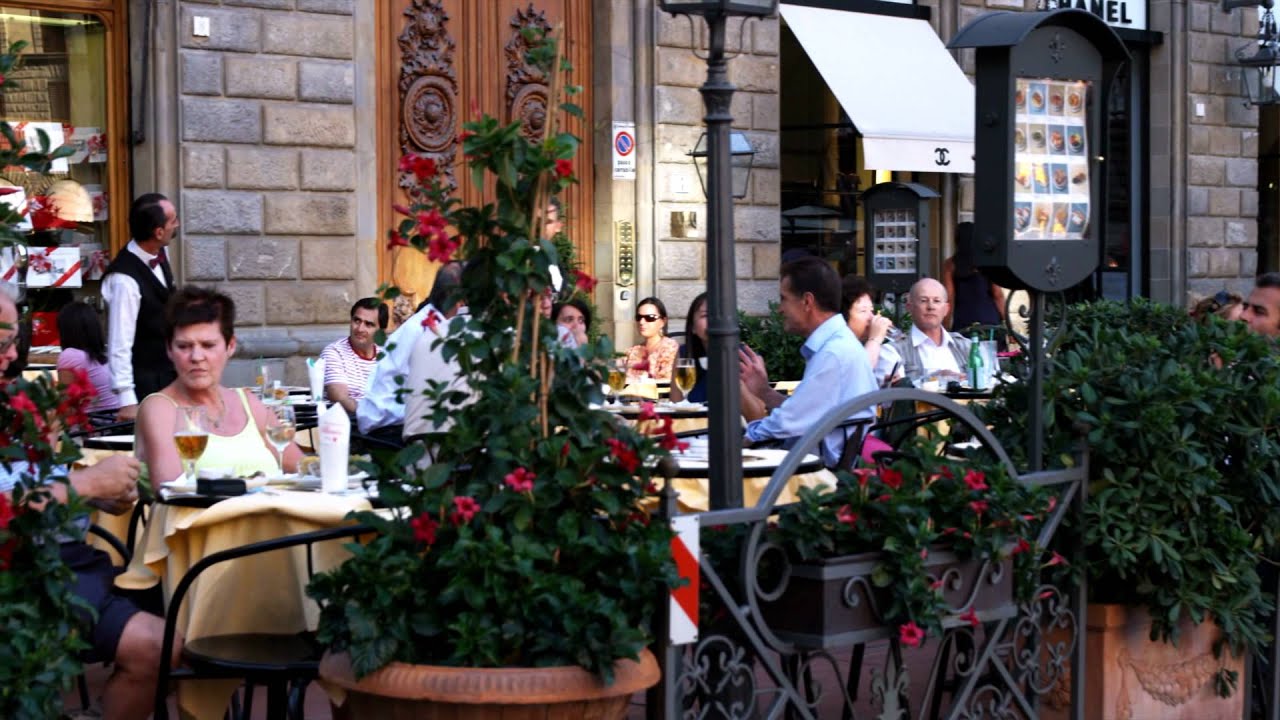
757;548;1016;650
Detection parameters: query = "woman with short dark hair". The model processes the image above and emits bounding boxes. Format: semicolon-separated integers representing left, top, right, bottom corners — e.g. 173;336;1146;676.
136;286;300;483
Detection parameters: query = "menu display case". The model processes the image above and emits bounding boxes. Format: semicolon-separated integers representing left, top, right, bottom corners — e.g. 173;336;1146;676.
861;181;938;296
871;208;918;274
1012;78;1090;241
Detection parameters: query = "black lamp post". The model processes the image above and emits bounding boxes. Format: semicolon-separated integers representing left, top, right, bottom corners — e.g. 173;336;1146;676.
1233;0;1280;105
658;0;776;510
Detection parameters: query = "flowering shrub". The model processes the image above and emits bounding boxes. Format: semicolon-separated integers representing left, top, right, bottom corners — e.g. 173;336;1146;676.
308;31;678;683
773;429;1053;646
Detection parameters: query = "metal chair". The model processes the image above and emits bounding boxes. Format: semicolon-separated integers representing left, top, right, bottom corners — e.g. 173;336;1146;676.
154;524;374;720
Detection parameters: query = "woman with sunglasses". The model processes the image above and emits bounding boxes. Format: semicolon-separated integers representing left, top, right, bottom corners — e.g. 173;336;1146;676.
625;296;679;382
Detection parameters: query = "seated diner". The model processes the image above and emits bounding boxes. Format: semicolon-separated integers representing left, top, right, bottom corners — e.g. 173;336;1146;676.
135;286;302;482
625;296;679;382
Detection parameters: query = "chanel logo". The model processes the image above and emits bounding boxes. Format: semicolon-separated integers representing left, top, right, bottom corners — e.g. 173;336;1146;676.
934;148;951;166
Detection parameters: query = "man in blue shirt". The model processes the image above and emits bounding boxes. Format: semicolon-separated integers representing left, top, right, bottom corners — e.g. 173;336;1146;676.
740;257;878;466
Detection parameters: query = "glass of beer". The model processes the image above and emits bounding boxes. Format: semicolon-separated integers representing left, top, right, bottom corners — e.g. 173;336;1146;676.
267;404;297;476
673;358;697;404
606;358;628;405
173;406;209;486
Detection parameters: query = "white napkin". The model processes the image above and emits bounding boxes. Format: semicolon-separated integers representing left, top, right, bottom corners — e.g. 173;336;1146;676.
317;402;350;493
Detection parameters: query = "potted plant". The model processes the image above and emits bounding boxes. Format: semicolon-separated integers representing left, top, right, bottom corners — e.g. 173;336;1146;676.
753;428;1054;650
983;299;1280;718
307;31;679;719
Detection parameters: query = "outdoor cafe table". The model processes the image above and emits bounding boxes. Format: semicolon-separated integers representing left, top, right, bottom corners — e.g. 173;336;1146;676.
657;440;836;513
114;489;373;720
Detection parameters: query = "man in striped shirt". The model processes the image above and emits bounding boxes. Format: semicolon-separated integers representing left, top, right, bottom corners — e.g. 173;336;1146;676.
320;297;387;413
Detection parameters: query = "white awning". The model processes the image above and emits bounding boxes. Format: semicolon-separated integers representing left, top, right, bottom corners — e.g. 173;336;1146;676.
780;4;975;174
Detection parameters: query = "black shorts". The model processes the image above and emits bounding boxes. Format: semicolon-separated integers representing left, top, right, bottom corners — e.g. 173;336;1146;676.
61;542;143;662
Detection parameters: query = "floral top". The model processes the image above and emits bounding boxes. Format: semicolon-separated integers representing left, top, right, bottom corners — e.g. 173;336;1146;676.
625;336;679;382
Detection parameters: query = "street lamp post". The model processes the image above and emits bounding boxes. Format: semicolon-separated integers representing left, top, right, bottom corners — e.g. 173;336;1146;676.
658;0;776;510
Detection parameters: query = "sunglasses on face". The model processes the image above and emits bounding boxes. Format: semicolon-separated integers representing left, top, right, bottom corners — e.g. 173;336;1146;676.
636;313;663;323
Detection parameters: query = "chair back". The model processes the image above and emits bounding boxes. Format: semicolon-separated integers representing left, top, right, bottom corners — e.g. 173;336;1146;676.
154;524;374;720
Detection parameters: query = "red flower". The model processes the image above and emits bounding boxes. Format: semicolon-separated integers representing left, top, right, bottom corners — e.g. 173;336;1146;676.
963;469;988;492
959;609;980;627
560;441;571;459
398;153;437;181
421;309;442;333
387;230;409;250
939;465;954;479
1046;496;1058;512
504;467;536;493
1047;551;1067;567
930;577;944;590
410;512;438;546
554;159;573;179
898;621;926;648
605;437;640;474
450;496;480;525
638;401;658;421
660;434;690;453
427;234;460;264
836;504;858;527
573;270;597;294
1011;537;1032;555
0;187;18;196
0;537;14;571
0;493;13;532
880;468;903;490
10;392;37;415
968;500;989;515
851;468;875;489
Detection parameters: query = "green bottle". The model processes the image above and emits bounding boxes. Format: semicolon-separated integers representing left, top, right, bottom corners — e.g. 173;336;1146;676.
967;332;984;389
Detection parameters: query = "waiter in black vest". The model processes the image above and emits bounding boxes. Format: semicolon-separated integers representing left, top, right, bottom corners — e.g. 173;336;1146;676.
102;193;179;420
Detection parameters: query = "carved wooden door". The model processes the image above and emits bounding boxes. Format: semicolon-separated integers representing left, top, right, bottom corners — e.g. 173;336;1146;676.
379;0;593;312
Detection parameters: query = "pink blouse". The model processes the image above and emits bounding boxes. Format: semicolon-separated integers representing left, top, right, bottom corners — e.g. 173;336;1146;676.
57;348;122;412
625;336;679;382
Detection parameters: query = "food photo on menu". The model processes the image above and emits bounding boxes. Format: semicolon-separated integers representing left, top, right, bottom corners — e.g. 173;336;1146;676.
1012;76;1092;241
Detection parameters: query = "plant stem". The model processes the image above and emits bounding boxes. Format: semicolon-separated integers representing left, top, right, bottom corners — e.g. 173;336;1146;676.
511;292;527;363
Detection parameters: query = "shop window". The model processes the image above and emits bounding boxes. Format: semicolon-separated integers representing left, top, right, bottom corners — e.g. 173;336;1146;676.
1095;51;1147;299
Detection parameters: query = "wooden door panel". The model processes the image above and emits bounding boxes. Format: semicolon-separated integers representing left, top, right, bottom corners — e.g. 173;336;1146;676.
381;0;593;311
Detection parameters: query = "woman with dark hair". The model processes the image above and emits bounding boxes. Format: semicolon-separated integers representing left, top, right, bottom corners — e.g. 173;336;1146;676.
552;299;591;348
840;274;895;369
625;296;679;381
670;293;707;403
56;301;121;413
941;222;1005;331
135;286;302;483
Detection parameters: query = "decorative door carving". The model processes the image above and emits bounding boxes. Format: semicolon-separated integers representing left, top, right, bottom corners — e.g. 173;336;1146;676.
380;0;594;307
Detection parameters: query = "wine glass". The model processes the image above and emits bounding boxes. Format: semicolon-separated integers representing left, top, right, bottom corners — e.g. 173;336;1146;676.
267;405;297;477
606;358;628;406
173;406;209;487
673;358;696;405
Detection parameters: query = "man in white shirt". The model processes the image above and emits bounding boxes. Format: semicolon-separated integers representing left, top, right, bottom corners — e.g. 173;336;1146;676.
356;260;465;435
320;297;387;413
875;277;973;385
101;193;180;419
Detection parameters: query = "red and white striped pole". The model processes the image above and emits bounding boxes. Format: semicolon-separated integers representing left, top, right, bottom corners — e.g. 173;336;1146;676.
669;515;699;646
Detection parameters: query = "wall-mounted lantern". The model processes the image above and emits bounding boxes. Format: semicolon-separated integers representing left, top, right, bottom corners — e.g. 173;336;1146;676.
688;131;755;199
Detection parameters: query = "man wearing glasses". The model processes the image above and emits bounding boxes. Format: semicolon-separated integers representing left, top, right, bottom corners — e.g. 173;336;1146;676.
0;285;176;719
1242;273;1280;337
874;277;974;386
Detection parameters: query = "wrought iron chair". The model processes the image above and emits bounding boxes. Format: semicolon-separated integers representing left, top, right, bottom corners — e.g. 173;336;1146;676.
153;524;375;720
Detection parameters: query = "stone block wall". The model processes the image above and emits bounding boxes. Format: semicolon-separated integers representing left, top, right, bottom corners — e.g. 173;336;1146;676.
1182;1;1259;299
177;0;359;343
652;13;782;327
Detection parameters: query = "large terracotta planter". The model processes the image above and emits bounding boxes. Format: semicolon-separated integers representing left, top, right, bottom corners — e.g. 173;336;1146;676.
320;648;660;719
757;548;1017;649
1041;603;1245;720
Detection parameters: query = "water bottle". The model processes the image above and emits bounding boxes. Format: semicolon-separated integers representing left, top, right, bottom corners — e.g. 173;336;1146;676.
967;332;985;390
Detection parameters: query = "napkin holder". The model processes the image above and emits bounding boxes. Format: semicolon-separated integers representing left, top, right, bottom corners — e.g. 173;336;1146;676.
197;478;247;496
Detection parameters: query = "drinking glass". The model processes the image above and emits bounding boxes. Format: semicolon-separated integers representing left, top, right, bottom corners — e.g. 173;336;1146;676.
673;358;696;404
267;405;297;476
606;358;628;405
173;406;209;487
255;363;270;400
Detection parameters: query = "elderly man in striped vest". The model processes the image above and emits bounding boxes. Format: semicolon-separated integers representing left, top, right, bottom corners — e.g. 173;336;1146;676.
875;277;973;386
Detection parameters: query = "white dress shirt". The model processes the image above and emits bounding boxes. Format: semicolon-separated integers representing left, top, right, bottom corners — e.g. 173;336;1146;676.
101;240;169;407
875;325;963;384
355;303;444;433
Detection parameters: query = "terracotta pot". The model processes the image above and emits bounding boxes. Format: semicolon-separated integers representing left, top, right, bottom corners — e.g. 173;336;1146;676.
1041;603;1245;720
320;648;659;720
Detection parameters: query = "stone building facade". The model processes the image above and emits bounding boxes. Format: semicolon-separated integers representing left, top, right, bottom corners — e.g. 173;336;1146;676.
110;0;1274;378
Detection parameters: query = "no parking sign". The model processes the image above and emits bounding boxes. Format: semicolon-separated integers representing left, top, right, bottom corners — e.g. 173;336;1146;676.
612;121;636;180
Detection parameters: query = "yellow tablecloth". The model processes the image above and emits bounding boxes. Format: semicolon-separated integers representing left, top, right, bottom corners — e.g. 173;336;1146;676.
660;468;837;513
116;491;372;720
